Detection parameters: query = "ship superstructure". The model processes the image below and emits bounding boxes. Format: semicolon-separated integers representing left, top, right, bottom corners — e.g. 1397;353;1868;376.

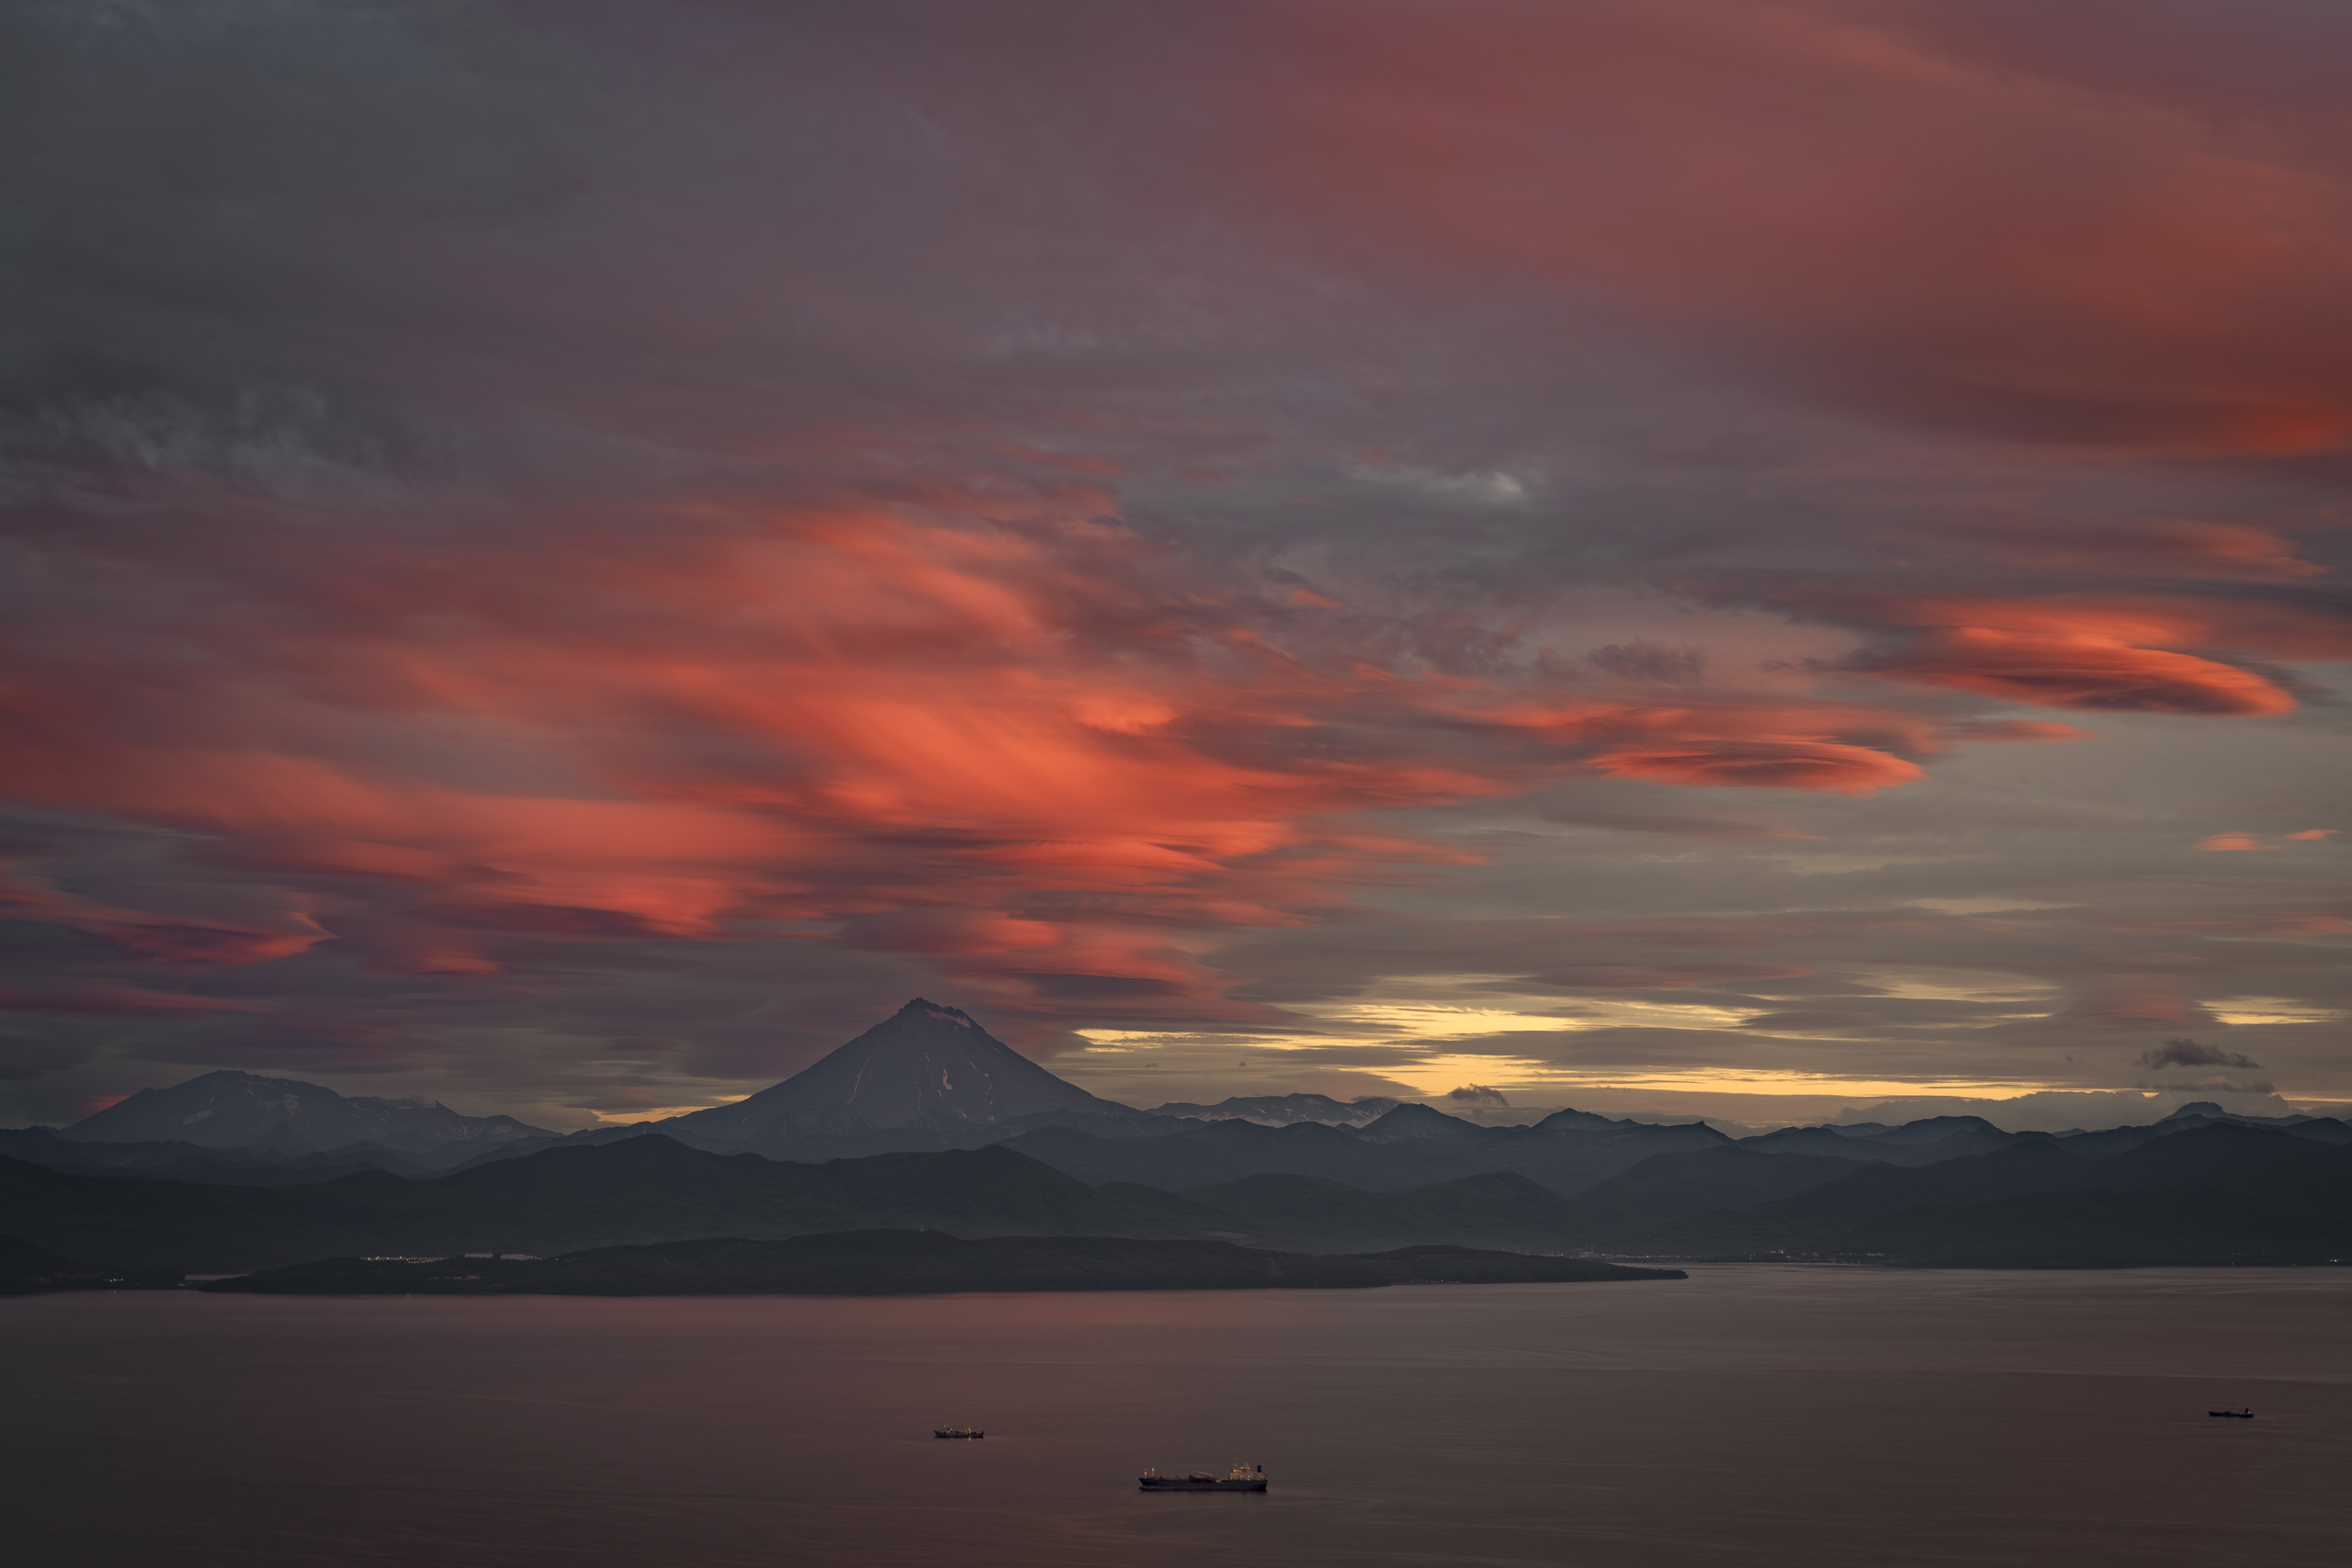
1138;1460;1267;1491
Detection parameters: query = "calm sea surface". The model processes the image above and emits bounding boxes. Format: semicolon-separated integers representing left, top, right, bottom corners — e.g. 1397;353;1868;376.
5;1266;2346;1567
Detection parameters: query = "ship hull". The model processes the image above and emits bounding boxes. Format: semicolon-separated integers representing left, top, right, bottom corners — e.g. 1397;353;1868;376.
1138;1479;1268;1491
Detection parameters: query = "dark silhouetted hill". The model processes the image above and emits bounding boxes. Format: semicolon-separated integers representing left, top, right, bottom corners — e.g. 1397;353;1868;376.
203;1230;1684;1296
1736;1117;2028;1166
1846;1145;2352;1265
2;1135;434;1184
1545;1146;1862;1243
995;1105;1728;1195
1161;1169;1591;1253
9;1092;2346;1277
0;1232;93;1292
0;1137;1187;1272
996;1117;1483;1190
2055;1113;2351;1158
1613;1124;2352;1263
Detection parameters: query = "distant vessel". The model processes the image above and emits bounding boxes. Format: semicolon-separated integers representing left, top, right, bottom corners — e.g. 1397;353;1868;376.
1139;1461;1267;1491
2208;1408;2254;1419
934;1426;985;1438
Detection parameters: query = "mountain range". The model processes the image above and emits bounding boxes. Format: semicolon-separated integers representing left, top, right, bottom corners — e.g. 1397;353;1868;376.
53;1069;550;1155
5;998;2346;1285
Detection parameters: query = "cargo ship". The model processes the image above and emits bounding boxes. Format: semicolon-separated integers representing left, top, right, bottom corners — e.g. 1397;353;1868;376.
933;1426;985;1438
1139;1461;1267;1491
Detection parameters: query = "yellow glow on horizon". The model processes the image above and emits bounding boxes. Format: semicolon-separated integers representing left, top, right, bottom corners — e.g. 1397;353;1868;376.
1306;1000;1591;1036
1499;1071;2053;1100
1354;1055;2048;1102
2208;998;2345;1025
590;1095;749;1124
1069;1030;2058;1104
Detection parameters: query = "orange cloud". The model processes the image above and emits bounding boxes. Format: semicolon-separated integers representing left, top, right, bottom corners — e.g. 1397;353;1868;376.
0;493;2059;1004
2196;834;2266;852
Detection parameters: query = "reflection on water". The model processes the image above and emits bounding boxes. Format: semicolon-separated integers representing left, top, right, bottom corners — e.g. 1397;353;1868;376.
5;1266;2346;1567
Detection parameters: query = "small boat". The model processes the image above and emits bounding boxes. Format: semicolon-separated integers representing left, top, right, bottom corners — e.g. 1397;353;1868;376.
1139;1461;1268;1492
2207;1408;2254;1419
934;1426;985;1438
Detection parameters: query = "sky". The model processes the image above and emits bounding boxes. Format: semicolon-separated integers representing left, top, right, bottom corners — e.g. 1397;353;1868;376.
1;0;2346;1133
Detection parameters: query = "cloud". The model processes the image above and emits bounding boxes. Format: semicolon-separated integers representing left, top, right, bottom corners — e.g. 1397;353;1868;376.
2135;1037;2264;1071
1589;739;1926;795
1445;1084;1510;1106
0;1;2345;1122
1589;641;1708;683
1863;628;2295;716
2160;1077;2276;1096
1243;0;2352;454
0;987;270;1019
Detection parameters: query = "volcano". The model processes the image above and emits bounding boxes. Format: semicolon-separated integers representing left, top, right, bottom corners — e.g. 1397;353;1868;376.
662;999;1141;1141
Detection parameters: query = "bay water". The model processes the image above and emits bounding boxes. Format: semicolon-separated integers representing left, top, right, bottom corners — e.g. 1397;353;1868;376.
6;1265;2345;1566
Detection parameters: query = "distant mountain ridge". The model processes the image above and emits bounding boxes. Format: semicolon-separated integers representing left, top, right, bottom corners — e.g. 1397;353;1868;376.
1145;1093;1400;1126
59;1070;550;1154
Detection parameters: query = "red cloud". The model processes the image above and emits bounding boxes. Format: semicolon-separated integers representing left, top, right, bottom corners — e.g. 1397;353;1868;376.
1872;626;2293;715
1246;0;2352;454
1589;739;1925;796
1805;596;2316;716
2195;834;2265;852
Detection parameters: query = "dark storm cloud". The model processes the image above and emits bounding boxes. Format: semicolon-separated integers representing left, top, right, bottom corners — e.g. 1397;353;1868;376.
0;1;2346;1124
2135;1038;2264;1071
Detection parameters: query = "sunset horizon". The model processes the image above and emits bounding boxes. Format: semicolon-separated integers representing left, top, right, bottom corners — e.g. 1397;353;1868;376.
6;8;2346;1564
